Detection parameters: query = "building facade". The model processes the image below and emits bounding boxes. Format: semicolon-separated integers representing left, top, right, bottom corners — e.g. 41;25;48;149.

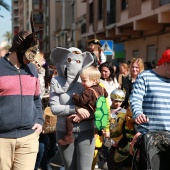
11;0;170;63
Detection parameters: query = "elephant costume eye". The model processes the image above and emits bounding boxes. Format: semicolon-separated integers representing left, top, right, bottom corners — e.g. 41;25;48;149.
76;60;81;63
68;58;71;62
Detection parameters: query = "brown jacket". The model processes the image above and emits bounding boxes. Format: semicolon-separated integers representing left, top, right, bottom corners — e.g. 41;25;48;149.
72;84;108;112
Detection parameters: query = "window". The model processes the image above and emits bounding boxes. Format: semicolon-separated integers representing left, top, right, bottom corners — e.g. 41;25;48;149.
81;23;86;34
147;45;156;62
33;0;39;9
71;3;75;22
133;50;139;58
121;0;128;10
107;0;116;25
89;3;93;24
98;0;102;20
160;0;170;6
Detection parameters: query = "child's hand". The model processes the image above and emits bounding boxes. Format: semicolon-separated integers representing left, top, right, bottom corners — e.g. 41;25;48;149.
105;131;110;138
70;113;83;123
76;107;90;119
102;130;110;138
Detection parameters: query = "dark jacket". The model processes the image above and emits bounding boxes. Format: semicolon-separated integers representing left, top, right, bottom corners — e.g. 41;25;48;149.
72;84;108;112
0;55;43;138
121;75;133;109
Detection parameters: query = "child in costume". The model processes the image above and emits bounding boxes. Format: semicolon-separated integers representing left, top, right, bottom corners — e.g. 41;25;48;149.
110;96;135;170
58;65;109;145
106;89;127;170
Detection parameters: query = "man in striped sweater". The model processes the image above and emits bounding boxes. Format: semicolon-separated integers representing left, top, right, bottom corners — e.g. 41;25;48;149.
130;49;170;133
129;49;170;169
0;28;44;169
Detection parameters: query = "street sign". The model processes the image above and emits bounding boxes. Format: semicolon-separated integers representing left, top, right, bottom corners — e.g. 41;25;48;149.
100;40;114;55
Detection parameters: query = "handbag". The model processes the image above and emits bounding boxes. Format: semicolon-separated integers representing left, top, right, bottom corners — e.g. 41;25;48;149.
42;107;57;134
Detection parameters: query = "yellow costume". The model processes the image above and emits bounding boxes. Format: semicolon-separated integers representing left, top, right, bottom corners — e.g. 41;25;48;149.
113;105;136;164
110;108;127;143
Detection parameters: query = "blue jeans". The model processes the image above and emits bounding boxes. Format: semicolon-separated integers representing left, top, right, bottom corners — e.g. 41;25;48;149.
40;133;57;170
34;134;45;170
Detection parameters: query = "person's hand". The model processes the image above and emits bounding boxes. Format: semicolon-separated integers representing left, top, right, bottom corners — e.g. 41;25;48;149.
75;106;90;119
102;130;110;138
32;123;42;133
112;142;118;147
69;114;83;123
135;113;149;124
130;132;141;155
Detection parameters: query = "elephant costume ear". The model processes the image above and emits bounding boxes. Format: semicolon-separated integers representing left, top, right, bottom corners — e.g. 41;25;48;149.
50;47;71;77
81;51;94;70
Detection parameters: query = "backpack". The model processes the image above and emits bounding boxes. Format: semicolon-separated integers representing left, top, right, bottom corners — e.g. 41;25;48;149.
132;131;170;170
88;88;109;131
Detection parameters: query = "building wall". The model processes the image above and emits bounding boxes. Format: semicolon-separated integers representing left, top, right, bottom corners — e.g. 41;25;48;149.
128;0;141;18
116;0;121;22
11;0;170;63
49;0;56;51
125;32;170;62
76;0;86;18
152;0;160;9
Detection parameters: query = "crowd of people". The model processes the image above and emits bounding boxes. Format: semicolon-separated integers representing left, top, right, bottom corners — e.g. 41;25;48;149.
1;13;170;170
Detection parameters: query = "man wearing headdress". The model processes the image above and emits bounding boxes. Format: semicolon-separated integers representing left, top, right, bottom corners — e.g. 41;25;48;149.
0;12;44;170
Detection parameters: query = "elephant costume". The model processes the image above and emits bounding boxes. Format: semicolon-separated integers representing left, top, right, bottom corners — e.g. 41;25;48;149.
50;47;96;170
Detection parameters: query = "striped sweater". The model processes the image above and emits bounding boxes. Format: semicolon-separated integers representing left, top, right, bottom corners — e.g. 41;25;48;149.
0;55;43;138
130;69;170;133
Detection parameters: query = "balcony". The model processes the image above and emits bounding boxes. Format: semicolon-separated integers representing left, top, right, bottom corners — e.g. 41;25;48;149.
13;21;19;27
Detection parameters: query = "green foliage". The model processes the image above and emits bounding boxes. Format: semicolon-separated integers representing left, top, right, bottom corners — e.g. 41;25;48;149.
3;31;12;43
0;0;10;18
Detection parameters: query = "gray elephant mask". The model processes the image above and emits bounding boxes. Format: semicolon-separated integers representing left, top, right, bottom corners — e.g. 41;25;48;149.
50;47;94;93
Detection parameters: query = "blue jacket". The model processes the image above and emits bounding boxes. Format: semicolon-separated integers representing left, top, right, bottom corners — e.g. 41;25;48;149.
0;55;43;138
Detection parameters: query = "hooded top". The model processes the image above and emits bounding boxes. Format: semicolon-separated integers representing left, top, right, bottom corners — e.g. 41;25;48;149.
0;55;43;138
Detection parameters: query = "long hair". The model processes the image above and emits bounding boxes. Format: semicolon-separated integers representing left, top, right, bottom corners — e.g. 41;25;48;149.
119;63;129;74
130;58;144;74
99;61;115;81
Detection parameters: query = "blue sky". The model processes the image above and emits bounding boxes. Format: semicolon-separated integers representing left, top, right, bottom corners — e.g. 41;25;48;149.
0;0;11;43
